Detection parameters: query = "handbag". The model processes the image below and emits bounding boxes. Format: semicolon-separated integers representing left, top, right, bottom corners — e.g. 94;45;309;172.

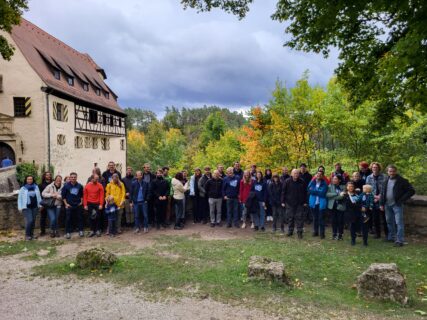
41;197;56;208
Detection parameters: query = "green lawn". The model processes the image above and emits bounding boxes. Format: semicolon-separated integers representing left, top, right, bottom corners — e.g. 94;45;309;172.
0;239;63;257
33;233;427;318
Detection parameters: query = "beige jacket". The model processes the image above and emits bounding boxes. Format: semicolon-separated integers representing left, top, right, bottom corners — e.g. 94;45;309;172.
171;178;189;200
41;182;64;207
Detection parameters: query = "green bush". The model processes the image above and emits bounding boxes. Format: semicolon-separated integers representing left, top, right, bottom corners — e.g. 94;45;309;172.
16;163;39;186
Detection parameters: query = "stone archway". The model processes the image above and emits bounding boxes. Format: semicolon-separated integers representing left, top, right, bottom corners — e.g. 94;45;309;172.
0;142;15;165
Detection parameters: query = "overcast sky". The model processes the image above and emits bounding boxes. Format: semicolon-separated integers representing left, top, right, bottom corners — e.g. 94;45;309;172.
25;0;338;115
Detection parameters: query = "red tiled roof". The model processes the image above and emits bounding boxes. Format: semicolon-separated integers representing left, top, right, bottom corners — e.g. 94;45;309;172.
11;18;124;114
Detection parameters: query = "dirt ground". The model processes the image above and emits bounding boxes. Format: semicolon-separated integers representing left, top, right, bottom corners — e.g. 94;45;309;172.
0;223;424;320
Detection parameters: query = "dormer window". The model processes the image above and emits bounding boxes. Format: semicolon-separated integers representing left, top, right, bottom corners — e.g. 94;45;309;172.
67;76;74;86
53;69;61;80
104;92;109;99
96;88;101;96
83;83;89;91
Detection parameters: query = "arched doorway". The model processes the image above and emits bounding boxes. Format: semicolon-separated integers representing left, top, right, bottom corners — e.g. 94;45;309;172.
0;142;15;165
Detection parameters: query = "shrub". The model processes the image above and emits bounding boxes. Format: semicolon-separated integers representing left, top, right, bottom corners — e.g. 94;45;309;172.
16;163;39;186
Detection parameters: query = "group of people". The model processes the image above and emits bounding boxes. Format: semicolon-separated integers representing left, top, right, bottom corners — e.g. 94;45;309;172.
17;160;415;247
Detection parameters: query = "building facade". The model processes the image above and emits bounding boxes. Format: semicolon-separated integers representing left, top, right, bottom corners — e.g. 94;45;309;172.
0;19;126;177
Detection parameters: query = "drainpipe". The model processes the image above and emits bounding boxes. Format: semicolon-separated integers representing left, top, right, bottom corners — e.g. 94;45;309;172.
41;87;51;170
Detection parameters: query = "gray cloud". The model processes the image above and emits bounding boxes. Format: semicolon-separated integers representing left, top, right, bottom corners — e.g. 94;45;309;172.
25;0;338;114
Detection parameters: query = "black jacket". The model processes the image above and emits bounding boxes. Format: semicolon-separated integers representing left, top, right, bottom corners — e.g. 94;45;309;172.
300;172;313;188
380;175;415;206
122;174;134;194
151;177;170;202
268;182;282;207
245;191;259;214
281;178;307;207
205;178;223;199
198;174;211;198
102;170;122;184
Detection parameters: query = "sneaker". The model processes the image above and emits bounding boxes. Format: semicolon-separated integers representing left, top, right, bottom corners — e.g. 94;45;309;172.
260;227;265;232
286;232;293;237
226;224;232;228
251;222;254;229
134;228;141;234
216;222;222;227
88;231;96;238
65;233;71;239
79;231;84;237
241;222;246;229
394;242;404;247
210;223;215;228
280;229;285;235
96;230;101;237
174;225;182;230
254;226;259;231
143;227;148;233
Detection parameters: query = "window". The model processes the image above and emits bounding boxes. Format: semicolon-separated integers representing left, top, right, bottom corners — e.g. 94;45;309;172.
95;88;101;96
14;97;29;117
116;163;123;174
101;137;110;150
110;115;114;126
74;136;83;149
83;83;89;91
89;109;98;124
67;76;74;86
54;102;67;122
120;139;125;151
104;92;109;99
57;134;66;145
118;118;122;127
102;114;107;125
84;136;92;148
53;69;61;80
92;137;98;149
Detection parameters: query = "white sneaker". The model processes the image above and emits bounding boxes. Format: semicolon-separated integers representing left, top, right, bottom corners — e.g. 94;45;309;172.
143;227;148;233
251;222;254;229
241;222;246;229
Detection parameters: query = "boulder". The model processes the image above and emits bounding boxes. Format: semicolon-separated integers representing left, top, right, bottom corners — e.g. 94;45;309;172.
248;256;289;284
76;248;117;269
357;263;408;305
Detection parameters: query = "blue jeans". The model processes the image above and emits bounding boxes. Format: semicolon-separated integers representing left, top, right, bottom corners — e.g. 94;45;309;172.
65;206;83;233
226;198;239;226
47;207;61;231
134;202;148;229
23;207;38;237
252;202;265;228
174;199;184;226
312;205;325;235
385;204;404;243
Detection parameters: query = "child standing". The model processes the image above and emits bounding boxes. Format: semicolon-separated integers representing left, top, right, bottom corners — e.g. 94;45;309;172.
360;184;374;224
105;196;118;237
342;182;368;246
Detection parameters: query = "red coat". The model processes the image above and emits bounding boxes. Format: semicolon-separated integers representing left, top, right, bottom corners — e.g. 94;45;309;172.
239;180;252;203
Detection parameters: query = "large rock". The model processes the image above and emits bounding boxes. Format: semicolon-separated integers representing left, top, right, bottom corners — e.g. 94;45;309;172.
357;263;408;305
248;256;289;284
76;248;117;269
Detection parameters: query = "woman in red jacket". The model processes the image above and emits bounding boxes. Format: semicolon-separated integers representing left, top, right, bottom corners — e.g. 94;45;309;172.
83;174;105;237
239;170;253;228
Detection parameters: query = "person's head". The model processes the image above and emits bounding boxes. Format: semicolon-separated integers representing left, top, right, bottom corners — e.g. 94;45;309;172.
359;161;369;172
300;163;307;173
112;173;120;183
107;195;115;205
370;162;382;175
204;166;211;176
331;175;341;186
143;163;151;173
352;171;361;181
272;173;280;184
265;168;272;177
243;170;251;184
316;170;324;181
136;170;143;180
250;164;257;171
24;175;35;185
346;181;355;193
362;184;373;194
64;176;69;183
42;172;52;182
91;174;99;184
182;170;188;179
162;166;170;176
194;168;202;177
226;167;234;177
256;170;263;181
282;167;288;175
175;172;184;181
212;170;220;179
234;162;241;170
317;165;325;174
108;161;116;172
54;175;62;185
126;166;133;176
387;164;398;178
291;168;300;180
93;167;102;177
217;164;224;173
156;168;164;178
69;172;77;184
334;162;342;172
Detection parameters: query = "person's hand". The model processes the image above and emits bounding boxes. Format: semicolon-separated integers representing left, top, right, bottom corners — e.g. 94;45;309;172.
303;203;307;207
281;203;285;208
224;196;228;200
380;206;384;211
99;205;103;210
361;207;366;212
130;203;134;208
126;193;129;197
120;201;125;207
65;204;71;209
340;192;345;196
84;206;88;211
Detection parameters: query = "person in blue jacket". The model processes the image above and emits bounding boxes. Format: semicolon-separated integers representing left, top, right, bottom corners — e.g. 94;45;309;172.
308;170;328;239
17;175;42;240
222;167;241;228
61;172;84;239
130;171;150;233
251;171;268;231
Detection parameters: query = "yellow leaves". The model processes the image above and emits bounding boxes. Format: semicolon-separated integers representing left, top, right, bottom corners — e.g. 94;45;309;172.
127;129;145;146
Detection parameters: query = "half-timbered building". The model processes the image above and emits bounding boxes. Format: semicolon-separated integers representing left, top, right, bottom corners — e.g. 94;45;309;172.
0;18;126;176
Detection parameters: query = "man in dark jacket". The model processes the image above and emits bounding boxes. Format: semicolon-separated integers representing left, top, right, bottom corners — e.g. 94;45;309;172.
198;167;212;224
380;165;415;247
151;169;170;229
130;171;150;233
222;167;240;228
122;166;134;227
281;169;308;238
39;171;52;236
61;172;84;239
205;170;223;227
280;167;290;185
102;161;122;183
142;163;156;226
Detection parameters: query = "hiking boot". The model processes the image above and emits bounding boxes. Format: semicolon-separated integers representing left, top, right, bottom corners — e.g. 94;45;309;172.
226;224;232;228
394;242;404;247
286;232;293;237
241;222;246;229
39;231;46;237
254;226;259;231
338;235;343;240
312;232;318;237
88;231;96;238
65;233;71;240
260;227;265;232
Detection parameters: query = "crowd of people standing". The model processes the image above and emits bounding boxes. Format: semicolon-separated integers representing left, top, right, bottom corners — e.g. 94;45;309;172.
17;160;415;247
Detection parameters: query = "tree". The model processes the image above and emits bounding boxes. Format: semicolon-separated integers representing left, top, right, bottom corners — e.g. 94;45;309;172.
124;108;157;132
199;111;226;147
0;0;28;60
182;0;427;118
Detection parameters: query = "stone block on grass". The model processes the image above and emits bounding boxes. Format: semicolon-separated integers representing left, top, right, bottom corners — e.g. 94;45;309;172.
248;256;290;284
76;248;117;269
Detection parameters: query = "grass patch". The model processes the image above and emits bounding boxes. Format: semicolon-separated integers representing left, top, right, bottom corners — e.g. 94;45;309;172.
0;239;63;257
34;233;427;318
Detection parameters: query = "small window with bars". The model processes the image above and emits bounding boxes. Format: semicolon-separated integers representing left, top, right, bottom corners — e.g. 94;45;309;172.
84;136;92;148
14;97;29;117
74;136;83;149
57;134;66;145
92;137;98;149
101;137;110;150
120;139;125;150
53;102;68;122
